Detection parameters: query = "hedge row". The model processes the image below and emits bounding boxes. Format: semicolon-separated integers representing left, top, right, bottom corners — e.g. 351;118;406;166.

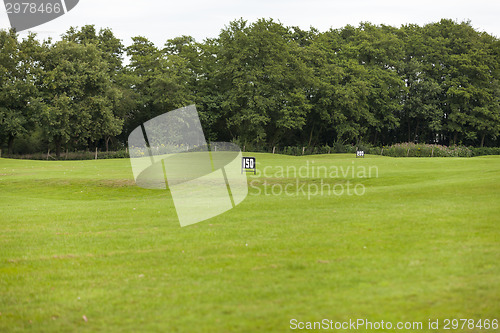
1;150;130;160
254;143;500;157
1;144;499;160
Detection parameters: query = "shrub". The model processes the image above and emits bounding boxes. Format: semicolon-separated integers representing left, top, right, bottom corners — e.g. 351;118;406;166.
470;147;500;156
3;150;130;161
380;143;473;157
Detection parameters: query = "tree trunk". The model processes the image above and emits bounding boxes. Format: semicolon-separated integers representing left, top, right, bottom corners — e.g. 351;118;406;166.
308;124;315;147
106;136;110;152
55;138;61;158
7;135;15;154
413;120;419;143
480;133;485;147
407;120;411;143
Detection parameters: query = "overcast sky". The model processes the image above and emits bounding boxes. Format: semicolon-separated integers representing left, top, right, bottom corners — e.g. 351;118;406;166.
1;0;499;47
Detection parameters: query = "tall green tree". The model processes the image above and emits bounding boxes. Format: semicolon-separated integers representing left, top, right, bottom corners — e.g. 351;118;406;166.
216;19;312;146
62;25;124;74
124;36;195;137
33;40;123;156
397;24;441;143
62;25;127;150
0;30;40;154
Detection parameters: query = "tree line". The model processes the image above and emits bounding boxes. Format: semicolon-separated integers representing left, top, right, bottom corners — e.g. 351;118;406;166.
1;18;499;156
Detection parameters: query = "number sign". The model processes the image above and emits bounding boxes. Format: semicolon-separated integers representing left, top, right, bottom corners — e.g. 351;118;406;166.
242;157;256;174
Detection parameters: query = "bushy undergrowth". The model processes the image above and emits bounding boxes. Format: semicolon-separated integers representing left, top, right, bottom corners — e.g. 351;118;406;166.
470;147;500;156
252;142;500;157
379;143;473;157
2;150;130;160
2;143;500;160
378;143;500;157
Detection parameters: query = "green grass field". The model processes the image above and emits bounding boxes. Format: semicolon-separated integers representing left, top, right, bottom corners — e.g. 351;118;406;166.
1;154;499;332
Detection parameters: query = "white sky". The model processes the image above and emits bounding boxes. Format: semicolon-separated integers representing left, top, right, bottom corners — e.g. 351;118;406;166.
1;0;499;47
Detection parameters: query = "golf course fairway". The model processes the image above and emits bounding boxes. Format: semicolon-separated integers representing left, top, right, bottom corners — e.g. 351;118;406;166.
1;154;499;332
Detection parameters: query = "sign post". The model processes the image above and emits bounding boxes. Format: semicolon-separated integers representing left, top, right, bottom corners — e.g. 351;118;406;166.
242;157;256;174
